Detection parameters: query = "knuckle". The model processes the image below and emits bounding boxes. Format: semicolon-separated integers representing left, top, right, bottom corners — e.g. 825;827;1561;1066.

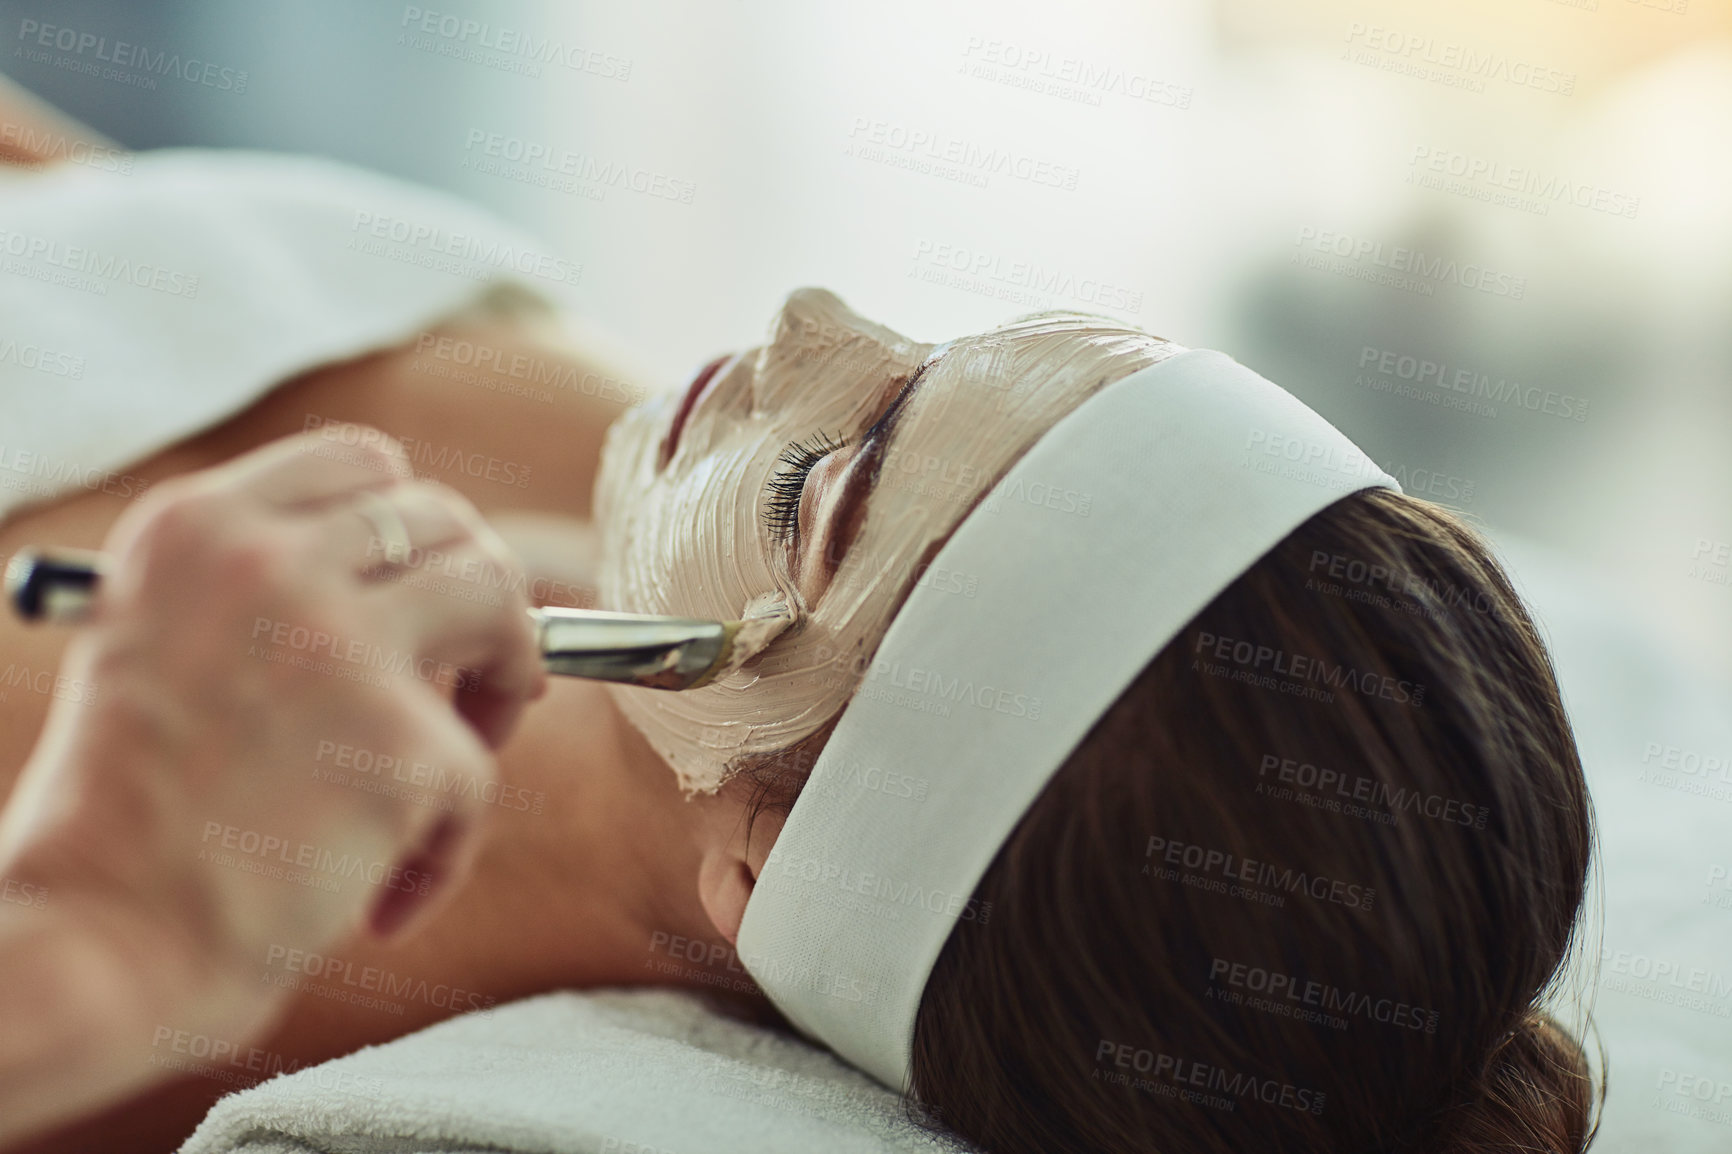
416;480;485;534
144;510;300;606
351;445;411;482
462;518;522;575
410;477;463;506
206;534;295;594
306;425;411;478
126;483;234;566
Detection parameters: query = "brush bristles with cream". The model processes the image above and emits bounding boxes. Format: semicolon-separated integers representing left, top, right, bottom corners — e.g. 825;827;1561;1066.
691;591;798;687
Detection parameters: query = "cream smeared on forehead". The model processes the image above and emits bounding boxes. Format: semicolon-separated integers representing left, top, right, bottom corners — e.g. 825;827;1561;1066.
594;288;1175;794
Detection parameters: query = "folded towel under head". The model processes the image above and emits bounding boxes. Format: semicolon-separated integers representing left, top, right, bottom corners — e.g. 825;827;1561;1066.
178;988;978;1154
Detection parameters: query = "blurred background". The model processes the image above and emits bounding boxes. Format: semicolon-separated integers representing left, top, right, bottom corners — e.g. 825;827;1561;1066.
4;1;1728;1148
3;0;1727;682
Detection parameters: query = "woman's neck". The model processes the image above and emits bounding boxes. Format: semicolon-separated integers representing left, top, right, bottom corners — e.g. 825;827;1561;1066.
423;677;719;994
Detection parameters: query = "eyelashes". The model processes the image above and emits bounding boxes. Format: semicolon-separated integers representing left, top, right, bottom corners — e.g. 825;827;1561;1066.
762;431;848;544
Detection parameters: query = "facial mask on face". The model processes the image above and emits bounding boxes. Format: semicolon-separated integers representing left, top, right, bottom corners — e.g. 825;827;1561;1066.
593;288;1171;794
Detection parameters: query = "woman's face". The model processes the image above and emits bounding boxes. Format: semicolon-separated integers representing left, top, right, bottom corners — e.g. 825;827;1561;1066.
594;287;1173;793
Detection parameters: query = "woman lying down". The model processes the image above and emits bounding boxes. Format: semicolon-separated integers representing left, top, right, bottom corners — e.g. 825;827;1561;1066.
0;145;1595;1154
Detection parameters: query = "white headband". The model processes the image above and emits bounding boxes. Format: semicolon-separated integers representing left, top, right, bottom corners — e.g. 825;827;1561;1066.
735;348;1401;1090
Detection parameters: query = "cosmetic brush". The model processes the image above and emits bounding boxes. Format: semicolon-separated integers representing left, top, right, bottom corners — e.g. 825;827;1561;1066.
4;546;793;692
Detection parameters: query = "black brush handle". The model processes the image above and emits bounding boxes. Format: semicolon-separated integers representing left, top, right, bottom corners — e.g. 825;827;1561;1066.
4;547;104;623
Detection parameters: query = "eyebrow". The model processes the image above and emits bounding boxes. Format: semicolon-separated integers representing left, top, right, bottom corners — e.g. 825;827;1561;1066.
804;355;941;575
853;354;939;492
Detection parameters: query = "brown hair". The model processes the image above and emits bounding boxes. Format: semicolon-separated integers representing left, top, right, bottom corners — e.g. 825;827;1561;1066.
739;488;1598;1153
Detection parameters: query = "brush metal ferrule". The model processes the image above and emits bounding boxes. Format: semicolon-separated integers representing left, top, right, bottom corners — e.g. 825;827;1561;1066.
529;606;728;691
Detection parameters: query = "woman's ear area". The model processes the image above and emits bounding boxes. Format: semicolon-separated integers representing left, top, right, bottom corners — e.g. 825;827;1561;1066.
692;723;830;944
695;803;787;946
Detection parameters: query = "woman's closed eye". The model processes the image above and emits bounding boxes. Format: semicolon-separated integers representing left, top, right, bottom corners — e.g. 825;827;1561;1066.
760;432;878;589
762;431;847;545
758;358;938;584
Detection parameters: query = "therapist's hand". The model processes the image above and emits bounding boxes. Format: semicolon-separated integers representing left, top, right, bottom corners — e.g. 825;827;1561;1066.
0;427;546;1054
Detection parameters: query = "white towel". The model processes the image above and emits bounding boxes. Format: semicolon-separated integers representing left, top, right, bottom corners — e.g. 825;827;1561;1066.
0;148;574;526
177;988;977;1154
